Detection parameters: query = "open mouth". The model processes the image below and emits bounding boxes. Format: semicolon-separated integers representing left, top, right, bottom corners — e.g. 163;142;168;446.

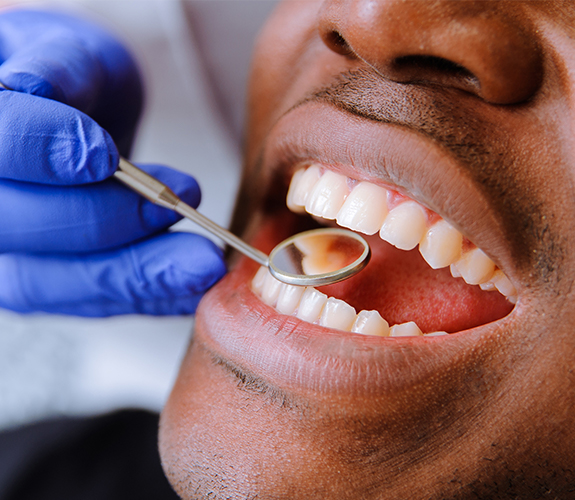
194;101;522;397
250;162;515;337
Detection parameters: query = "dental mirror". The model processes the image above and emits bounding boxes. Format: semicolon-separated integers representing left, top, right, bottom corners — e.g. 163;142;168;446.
268;228;370;286
114;158;371;287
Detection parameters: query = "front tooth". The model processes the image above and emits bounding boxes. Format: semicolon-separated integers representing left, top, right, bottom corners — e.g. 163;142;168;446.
379;201;427;250
424;331;449;336
287;165;322;213
296;287;328;323
305;171;350;219
336;182;388;235
352;310;390;337
261;272;282;306
276;283;305;315
453;248;495;285
319;298;357;331
419;220;462;269
390;321;423;337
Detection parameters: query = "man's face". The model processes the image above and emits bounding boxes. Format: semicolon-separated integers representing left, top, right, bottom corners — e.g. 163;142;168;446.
160;1;575;498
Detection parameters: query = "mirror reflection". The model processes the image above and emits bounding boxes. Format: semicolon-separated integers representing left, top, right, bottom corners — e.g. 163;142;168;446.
269;228;370;286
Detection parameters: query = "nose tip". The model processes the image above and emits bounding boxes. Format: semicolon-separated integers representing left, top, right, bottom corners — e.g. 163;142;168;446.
318;0;543;104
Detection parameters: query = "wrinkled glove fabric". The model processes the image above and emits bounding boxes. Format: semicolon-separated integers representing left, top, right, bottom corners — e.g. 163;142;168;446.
0;9;227;316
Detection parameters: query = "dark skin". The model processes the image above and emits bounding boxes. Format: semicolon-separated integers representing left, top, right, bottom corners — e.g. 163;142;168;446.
160;1;575;498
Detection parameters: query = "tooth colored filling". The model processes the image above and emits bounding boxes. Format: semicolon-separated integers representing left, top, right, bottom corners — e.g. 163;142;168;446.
252;165;517;337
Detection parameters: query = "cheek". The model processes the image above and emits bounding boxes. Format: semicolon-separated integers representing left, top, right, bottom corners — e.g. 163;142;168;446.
159;341;242;497
245;1;323;167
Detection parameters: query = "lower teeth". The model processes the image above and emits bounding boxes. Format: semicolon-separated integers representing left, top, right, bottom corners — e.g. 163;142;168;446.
251;267;446;337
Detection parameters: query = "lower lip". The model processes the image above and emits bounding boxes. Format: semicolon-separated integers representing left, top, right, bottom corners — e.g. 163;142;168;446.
194;256;508;396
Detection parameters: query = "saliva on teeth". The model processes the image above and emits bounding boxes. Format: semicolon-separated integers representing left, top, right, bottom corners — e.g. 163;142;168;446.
286;165;517;302
252;266;447;337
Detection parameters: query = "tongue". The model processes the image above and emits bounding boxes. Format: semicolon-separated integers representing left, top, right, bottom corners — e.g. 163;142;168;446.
318;234;513;333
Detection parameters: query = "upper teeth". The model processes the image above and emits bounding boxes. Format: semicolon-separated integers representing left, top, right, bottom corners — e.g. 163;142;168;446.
286;165;516;300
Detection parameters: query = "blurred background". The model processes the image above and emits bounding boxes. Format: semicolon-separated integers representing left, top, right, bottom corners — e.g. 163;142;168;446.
0;0;276;430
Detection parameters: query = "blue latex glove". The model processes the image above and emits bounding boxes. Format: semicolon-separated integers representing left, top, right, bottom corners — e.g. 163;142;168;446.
0;9;227;316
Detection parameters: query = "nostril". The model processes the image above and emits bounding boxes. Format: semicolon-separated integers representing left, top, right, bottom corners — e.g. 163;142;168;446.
322;30;355;58
394;55;474;80
389;54;482;96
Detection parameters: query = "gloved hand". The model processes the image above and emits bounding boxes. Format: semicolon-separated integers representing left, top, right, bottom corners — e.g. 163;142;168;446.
0;9;226;316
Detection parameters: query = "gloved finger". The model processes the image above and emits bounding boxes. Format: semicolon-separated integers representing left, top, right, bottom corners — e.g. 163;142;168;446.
0;232;227;316
0;163;200;253
0;9;143;155
0;91;118;184
0;37;105;113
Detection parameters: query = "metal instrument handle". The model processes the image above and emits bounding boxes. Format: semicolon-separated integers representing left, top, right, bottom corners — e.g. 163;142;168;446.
114;158;269;267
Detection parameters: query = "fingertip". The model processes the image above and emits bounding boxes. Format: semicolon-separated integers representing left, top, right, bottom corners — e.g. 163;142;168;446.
100;129;121;176
54;103;120;182
0;69;63;102
136;232;227;297
0;36;105;109
178;177;202;209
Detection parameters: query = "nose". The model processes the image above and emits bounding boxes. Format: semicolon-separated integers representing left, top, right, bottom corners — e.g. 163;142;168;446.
318;0;543;104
